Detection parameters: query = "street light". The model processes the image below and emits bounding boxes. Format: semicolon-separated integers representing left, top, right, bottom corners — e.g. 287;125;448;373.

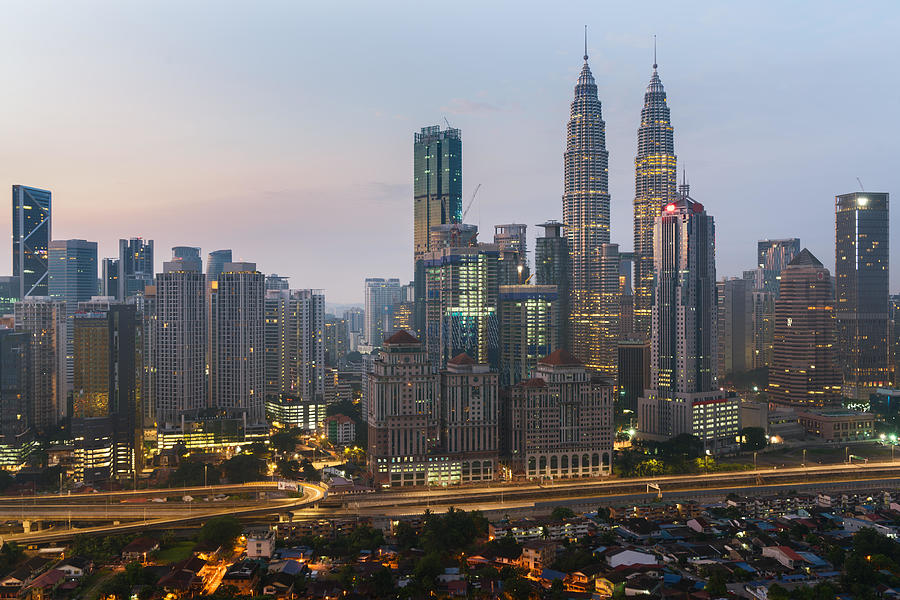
705;450;711;475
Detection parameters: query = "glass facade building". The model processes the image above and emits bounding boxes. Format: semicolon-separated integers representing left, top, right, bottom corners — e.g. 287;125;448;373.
498;284;559;387
206;249;232;285
118;238;154;299
12;185;51;298
835;192;890;400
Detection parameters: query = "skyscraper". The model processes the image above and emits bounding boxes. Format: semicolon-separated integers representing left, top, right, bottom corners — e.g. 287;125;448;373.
15;298;66;430
49;239;98;396
633;57;677;340
563;44;610;370
101;258;119;298
423;244;500;369
768;249;842;407
118;238;154;299
498;284;559;387
598;243;621;375
210;262;265;424
717;278;752;380
414;125;463;338
363;278;402;346
263;288;326;404
535;221;570;350
0;277;20;316
494;224;528;281
0;330;29;449
154;260;207;427
756;238;800;293
12;185;51;298
171;246;202;271
835;192;890;400
206;249;232;285
638;186;739;454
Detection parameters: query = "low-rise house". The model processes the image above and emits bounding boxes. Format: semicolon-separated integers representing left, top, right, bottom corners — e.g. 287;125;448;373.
606;549;658;569
615;518;660;543
518;540;559;574
157;556;206;594
222;560;261;596
567;563;606;592
761;546;807;569
55;557;92;579
246;529;276;559
121;537;160;563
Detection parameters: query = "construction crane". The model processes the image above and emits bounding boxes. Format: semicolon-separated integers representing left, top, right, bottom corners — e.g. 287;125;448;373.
857;177;865;191
462;184;481;222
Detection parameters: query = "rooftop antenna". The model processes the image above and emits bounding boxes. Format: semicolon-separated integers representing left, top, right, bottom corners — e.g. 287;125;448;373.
584;25;588;61
653;34;657;69
856;177;865;191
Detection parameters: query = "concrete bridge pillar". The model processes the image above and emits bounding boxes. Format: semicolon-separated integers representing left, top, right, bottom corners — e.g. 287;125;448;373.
22;520;31;533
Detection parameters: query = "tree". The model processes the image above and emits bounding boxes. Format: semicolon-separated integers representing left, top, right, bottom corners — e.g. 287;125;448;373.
550;506;575;521
271;429;301;456
502;575;533;600
300;459;320;482
739;427;768;451
276;460;302;480
199;515;242;549
169;460;220;488
222;453;265;483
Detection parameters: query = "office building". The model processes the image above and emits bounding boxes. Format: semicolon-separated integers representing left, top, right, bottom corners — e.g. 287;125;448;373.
171;246;202;271
598;243;621;375
508;350;613;479
265;396;325;431
423;244;500;369
768;249;842;407
118;238;154;299
440;354;499;483
413;126;463;261
206;249;232;284
563;46;610;370
366;331;440;487
129;285;156;427
154;261;207;427
618;252;636;340
498;285;559;387
637;186;739;454
835;192;890;400
14;298;66;431
494;224;528;281
324;316;349;366
717;278;753;379
12;185;51;298
0;330;30;453
101;258;119;298
756;239;800;293
265;274;290;291
535;221;569;351
49;239;98;397
363;278;401;346
751;290;776;369
617;340;650;416
0;277;20;316
264;288;326;404
210;262;265;424
633;59;677;340
72;304;141;480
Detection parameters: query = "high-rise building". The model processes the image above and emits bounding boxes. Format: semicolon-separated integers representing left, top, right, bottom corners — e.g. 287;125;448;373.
750;290;776;369
324;316;349;367
768;249;842;407
72;304;141;480
618;252;636;340
171;246;202;271
0;277;20;316
413;126;463;262
423;244;500;369
633;59;677;340
12;185;51;298
835;192;890;400
101;258;119;298
154;261;207;427
563;46;610;370
494;224;528;281
263;288;326;405
637;186;739;454
49;239;98;397
617;340;650;416
118;238;154;300
535;221;570;351
14;298;66;430
129;285;156;427
265;274;290;291
440;354;498;483
0;330;29;449
717;278;753;380
206;249;232;285
498;285;559;387
507;349;613;479
756;238;800;293
363;278;402;346
598;243;621;375
210;262;265;424
366;331;440;487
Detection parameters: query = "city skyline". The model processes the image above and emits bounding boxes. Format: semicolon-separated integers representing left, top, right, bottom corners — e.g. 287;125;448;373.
0;3;896;303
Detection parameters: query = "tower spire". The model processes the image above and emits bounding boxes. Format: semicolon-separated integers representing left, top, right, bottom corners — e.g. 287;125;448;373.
584;25;588;62
653;34;657;70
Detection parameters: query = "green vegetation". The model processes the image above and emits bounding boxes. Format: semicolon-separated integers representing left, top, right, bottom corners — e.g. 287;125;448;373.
100;562;157;600
168;459;220;488
222;453;266;483
154;540;195;564
550;506;575;521
198;515;242;549
71;534;137;562
739;426;768;451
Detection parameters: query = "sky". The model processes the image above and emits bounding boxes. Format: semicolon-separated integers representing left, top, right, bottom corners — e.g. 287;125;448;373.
0;1;897;305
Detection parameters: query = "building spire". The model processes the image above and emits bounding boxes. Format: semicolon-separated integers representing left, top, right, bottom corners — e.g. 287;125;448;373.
653;34;657;70
584;25;588;62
